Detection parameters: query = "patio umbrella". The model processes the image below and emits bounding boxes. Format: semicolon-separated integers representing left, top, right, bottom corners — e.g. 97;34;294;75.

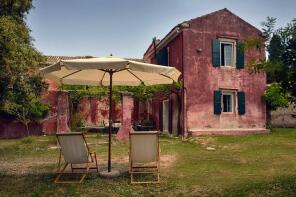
40;56;181;174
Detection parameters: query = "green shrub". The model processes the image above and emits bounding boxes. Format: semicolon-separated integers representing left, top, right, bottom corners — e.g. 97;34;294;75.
70;113;84;132
20;136;35;144
263;83;289;110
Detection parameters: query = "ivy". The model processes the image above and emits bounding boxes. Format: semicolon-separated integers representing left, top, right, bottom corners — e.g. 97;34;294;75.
61;83;175;110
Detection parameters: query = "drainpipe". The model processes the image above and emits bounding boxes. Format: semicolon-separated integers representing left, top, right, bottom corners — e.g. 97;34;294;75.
153;37;157;60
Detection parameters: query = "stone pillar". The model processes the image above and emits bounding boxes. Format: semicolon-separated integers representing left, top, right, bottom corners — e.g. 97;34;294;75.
116;92;134;141
57;91;70;133
90;98;98;124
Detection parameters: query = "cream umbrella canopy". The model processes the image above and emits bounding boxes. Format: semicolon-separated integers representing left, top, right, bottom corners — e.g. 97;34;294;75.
40;56;181;173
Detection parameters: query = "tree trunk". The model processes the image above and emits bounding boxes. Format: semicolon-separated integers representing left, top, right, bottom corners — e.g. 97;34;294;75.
24;122;30;136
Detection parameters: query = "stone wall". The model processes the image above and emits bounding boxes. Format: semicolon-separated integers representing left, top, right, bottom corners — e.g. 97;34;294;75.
271;105;296;128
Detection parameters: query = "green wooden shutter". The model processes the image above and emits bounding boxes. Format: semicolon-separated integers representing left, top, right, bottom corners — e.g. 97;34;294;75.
156;48;168;66
214;90;222;114
237;91;245;115
236;42;244;69
212;39;220;67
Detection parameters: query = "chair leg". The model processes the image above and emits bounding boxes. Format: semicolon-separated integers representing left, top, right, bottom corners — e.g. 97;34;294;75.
54;163;69;183
130;167;160;184
55;163;88;184
93;153;99;173
78;163;89;183
56;150;62;172
131;172;134;184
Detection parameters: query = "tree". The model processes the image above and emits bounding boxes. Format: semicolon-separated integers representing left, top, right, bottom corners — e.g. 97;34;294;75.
282;37;296;100
242;17;295;126
0;0;33;20
0;0;49;135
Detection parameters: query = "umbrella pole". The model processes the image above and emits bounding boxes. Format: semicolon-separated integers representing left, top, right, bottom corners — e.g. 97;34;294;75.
108;71;113;172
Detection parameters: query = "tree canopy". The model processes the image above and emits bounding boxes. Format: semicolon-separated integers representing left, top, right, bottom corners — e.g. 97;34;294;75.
0;0;48;135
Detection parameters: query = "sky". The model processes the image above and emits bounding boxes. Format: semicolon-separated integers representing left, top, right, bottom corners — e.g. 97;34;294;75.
26;0;296;59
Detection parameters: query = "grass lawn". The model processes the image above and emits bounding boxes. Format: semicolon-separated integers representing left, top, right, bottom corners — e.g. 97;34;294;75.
1;128;296;196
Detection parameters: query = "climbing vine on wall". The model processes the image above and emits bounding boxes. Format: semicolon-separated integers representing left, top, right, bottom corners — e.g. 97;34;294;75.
60;83;180;111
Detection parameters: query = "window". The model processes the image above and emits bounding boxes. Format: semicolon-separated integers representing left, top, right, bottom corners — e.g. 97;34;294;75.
221;42;233;66
222;91;234;113
212;38;243;68
156;48;168;66
220;41;234;67
214;90;246;115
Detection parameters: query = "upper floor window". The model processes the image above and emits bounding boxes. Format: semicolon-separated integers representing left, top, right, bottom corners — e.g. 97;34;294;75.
221;42;234;67
156;47;169;66
212;38;244;69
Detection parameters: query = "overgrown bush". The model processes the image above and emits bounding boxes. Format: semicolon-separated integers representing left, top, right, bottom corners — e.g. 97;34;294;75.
263;83;289;110
70;113;84;132
20;136;35;144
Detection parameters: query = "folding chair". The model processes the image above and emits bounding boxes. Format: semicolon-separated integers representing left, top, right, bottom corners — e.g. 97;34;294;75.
55;132;98;183
129;131;160;184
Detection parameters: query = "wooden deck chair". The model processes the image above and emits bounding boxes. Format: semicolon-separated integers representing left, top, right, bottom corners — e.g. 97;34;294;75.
55;132;98;183
129;131;160;184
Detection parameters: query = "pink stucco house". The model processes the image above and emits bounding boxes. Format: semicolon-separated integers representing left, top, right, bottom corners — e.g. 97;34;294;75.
143;8;267;136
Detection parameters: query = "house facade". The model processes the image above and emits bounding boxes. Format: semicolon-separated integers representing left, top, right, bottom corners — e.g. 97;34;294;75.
144;9;267;135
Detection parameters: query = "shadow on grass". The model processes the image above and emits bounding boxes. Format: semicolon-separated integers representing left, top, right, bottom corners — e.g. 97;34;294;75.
0;171;175;196
222;175;296;197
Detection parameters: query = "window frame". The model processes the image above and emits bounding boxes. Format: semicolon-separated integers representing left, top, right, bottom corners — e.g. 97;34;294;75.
219;38;237;67
221;90;236;114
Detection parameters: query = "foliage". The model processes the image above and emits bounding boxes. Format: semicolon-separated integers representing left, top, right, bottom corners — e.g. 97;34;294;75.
241;37;264;50
267;19;296;100
70;113;84;132
0;0;34;20
2;83;49;136
243;17;296;110
61;84;172;109
0;1;48;135
263;83;289;111
268;34;284;62
261;16;277;43
20;136;35;144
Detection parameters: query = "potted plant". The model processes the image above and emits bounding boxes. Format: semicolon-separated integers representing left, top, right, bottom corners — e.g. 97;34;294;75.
133;119;155;131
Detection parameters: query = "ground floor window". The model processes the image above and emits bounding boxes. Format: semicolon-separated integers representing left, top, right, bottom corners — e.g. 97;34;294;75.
222;91;234;113
214;90;245;115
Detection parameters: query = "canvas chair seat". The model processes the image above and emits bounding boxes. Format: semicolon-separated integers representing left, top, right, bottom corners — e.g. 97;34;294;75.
129;131;160;184
55;132;98;183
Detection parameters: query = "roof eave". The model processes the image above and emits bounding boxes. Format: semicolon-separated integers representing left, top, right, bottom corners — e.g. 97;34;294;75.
145;22;189;59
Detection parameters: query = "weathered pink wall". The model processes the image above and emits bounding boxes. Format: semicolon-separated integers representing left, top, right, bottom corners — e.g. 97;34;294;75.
117;93;134;141
0;119;43;138
183;9;266;133
0;88;70;138
144;9;267;135
0;79;69;138
78;97;121;126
